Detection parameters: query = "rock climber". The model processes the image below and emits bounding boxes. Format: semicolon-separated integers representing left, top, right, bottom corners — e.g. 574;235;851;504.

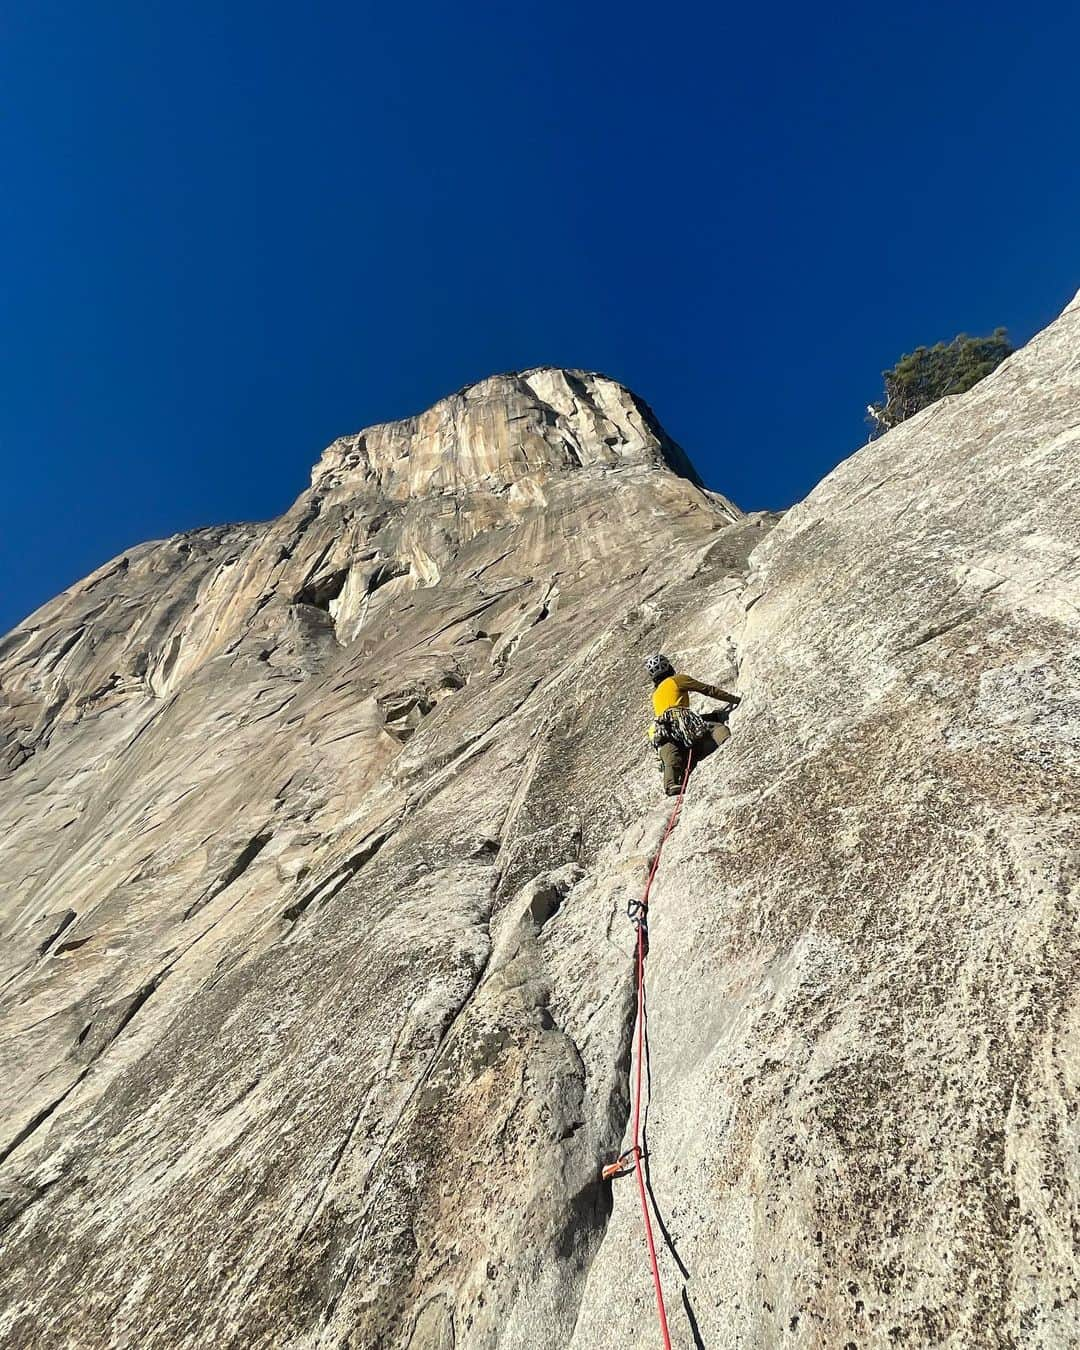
645;654;740;796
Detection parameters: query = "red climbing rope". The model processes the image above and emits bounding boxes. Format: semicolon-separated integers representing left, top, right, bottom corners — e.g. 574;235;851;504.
605;749;693;1350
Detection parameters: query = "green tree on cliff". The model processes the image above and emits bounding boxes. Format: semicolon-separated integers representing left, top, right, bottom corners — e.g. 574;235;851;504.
867;328;1013;437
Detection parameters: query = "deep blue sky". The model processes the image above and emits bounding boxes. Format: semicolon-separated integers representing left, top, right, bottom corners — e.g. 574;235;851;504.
2;2;1077;633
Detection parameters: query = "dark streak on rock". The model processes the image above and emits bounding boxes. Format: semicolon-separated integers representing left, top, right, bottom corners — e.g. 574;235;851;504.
183;830;274;921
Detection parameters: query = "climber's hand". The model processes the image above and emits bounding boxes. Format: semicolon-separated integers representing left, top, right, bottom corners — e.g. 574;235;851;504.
727;695;741;708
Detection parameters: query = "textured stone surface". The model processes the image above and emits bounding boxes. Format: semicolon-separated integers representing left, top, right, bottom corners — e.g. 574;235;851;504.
570;295;1080;1349
0;301;1078;1350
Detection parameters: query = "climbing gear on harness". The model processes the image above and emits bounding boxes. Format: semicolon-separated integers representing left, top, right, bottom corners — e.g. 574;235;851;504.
645;653;675;681
649;706;707;750
602;747;692;1350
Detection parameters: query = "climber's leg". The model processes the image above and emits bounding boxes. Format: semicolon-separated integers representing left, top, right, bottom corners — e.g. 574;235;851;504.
658;742;686;796
709;722;731;749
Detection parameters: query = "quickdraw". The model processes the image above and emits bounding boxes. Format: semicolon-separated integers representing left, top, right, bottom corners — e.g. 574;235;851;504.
601;1146;640;1182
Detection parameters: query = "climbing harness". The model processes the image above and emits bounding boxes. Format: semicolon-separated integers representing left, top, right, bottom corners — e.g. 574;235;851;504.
649;707;708;788
648;706;707;753
602;749;693;1350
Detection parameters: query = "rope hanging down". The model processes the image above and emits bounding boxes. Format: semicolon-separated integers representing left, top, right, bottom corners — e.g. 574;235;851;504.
603;749;693;1350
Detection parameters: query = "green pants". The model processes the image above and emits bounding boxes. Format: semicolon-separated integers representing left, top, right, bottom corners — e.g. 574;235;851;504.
657;742;687;796
657;723;730;796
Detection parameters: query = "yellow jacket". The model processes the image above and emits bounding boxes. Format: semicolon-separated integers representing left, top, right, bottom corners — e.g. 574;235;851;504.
651;673;735;719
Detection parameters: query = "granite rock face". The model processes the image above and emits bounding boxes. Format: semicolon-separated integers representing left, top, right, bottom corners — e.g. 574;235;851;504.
0;307;1078;1350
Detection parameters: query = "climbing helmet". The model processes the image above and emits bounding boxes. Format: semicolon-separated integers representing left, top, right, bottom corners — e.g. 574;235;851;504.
645;653;675;681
